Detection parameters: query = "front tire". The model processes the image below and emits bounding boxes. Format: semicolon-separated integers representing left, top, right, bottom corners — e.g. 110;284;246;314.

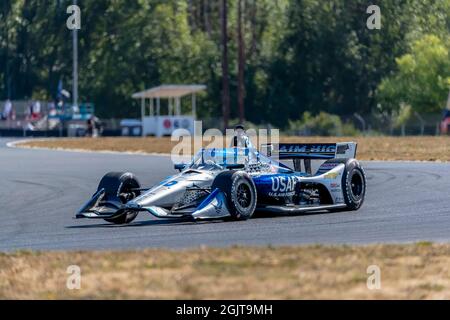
211;171;257;220
97;172;141;224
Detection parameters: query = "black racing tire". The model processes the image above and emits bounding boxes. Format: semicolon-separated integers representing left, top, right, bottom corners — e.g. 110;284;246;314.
211;170;257;220
97;172;141;224
322;158;366;211
341;159;366;210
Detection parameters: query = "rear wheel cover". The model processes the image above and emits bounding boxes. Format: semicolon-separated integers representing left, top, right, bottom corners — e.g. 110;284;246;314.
349;170;364;202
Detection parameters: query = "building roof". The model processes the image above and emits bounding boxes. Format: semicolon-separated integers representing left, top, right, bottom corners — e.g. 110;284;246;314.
132;85;206;99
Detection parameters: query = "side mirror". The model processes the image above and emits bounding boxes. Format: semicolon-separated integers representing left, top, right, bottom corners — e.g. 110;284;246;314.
174;164;186;172
226;163;245;170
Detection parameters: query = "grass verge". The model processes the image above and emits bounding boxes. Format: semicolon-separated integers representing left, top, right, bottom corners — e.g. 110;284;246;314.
1;243;450;299
16;136;450;161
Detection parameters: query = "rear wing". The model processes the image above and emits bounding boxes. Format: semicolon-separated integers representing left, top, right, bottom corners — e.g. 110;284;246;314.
261;142;357;160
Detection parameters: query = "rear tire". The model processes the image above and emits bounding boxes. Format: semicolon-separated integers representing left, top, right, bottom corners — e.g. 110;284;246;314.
211;171;257;220
97;172;141;224
341;160;366;210
322;158;366;211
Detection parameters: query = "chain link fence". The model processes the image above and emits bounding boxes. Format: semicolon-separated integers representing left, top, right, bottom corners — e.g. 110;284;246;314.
111;114;445;136
0;100;445;137
347;113;442;136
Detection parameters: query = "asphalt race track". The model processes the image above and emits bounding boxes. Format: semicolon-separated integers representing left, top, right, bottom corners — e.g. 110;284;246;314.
1;138;450;251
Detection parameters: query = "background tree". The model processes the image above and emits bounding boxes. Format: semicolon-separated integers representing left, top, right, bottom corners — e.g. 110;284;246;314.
0;0;449;129
378;35;450;114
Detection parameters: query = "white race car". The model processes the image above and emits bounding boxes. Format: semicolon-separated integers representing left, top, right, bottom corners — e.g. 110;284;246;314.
77;143;366;224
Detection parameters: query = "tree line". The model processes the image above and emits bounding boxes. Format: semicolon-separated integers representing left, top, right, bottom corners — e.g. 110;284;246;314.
0;0;449;129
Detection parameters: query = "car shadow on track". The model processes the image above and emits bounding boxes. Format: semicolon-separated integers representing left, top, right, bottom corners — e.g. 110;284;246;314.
65;210;341;229
65;218;198;229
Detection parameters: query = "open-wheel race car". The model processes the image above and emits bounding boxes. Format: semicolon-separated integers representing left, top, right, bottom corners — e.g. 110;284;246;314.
77;142;366;224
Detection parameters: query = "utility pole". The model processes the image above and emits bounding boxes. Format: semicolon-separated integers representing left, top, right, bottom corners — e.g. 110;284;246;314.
237;0;246;123
220;0;230;130
72;0;78;108
446;89;450;110
3;1;11;98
